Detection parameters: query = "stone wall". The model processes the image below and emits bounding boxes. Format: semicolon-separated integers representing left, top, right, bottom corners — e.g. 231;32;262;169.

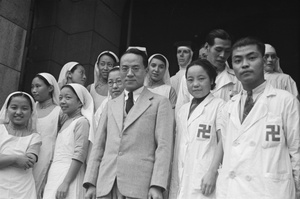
2;0;127;96
0;0;32;105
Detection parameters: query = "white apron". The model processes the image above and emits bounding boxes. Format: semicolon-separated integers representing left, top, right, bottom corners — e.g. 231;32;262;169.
43;117;86;199
0;124;41;199
170;94;224;199
90;83;107;111
32;106;61;198
217;83;300;199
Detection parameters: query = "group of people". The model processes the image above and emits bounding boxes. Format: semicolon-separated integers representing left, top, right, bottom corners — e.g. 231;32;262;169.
0;28;299;199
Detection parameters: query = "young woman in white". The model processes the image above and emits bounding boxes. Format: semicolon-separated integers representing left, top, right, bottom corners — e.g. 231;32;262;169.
31;73;61;199
58;61;87;89
170;59;224;199
43;84;95;199
144;53;177;109
87;51;119;111
0;92;41;199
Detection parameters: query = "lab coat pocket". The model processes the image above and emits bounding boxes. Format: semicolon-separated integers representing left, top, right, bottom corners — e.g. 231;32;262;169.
262;115;283;149
264;173;292;197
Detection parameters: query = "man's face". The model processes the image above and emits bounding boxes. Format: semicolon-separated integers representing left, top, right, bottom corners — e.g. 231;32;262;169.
120;53;146;92
232;44;265;89
206;38;231;70
177;46;192;67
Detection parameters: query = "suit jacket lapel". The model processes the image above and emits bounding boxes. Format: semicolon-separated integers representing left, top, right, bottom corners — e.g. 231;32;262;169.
111;93;124;132
123;88;152;132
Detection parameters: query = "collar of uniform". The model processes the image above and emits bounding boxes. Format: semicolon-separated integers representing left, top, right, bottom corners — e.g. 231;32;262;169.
124;86;144;103
242;81;267;102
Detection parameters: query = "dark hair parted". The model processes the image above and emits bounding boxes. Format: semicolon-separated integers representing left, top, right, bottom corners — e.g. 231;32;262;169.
108;67;120;78
185;58;217;90
70;64;81;73
99;52;118;63
206;29;232;46
149;55;167;66
7;93;33;111
122;48;148;68
61;85;80;101
35;75;51;87
231;36;265;57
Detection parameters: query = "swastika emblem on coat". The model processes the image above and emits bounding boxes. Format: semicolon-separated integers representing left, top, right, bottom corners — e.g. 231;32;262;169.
197;124;211;139
266;125;280;142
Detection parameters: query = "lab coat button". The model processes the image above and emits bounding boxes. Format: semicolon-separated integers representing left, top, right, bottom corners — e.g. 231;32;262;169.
246;175;252;181
229;171;236;179
233;141;239;146
249;141;256;147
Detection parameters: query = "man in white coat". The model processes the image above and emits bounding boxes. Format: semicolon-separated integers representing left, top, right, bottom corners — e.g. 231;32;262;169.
175;29;241;113
203;37;300;199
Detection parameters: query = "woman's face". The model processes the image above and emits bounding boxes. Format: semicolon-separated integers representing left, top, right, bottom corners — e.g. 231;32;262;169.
59;87;82;116
98;55;115;80
107;70;125;99
31;77;52;102
148;58;166;83
69;65;86;86
7;96;32;127
186;65;212;98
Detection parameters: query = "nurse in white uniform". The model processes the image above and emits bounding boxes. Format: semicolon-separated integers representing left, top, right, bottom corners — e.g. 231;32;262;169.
169;59;224;199
31;73;61;199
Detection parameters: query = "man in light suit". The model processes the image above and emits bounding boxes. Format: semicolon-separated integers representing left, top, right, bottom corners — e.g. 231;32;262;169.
84;48;174;199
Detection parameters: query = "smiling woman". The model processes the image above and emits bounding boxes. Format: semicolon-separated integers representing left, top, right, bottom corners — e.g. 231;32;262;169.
0;91;41;199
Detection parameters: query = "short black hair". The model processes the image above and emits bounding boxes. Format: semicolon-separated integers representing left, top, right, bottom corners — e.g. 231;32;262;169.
108;67;120;78
206;29;232;46
185;58;217;90
122;48;148;68
231;36;265;57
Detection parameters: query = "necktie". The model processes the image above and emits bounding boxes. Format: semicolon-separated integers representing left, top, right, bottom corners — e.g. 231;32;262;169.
188;98;201;119
126;92;134;114
242;90;254;123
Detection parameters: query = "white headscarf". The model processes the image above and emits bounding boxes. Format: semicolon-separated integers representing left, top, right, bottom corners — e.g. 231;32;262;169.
0;91;37;132
144;53;171;86
58;61;80;88
38;73;60;105
264;44;283;73
67;83;95;143
94;51;119;85
177;46;193;70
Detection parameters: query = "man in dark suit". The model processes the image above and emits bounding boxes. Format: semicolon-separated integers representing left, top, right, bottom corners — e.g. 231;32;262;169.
84;48;174;199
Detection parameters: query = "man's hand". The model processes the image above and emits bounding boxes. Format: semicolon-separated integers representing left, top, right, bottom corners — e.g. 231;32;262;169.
84;185;96;199
148;186;163;199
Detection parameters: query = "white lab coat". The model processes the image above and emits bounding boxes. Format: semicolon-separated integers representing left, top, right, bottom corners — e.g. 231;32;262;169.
217;83;300;199
265;72;299;98
175;65;241;114
170;93;224;199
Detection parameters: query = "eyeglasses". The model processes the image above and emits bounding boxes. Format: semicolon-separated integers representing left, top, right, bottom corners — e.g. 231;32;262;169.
120;66;141;73
108;79;123;87
264;54;278;60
